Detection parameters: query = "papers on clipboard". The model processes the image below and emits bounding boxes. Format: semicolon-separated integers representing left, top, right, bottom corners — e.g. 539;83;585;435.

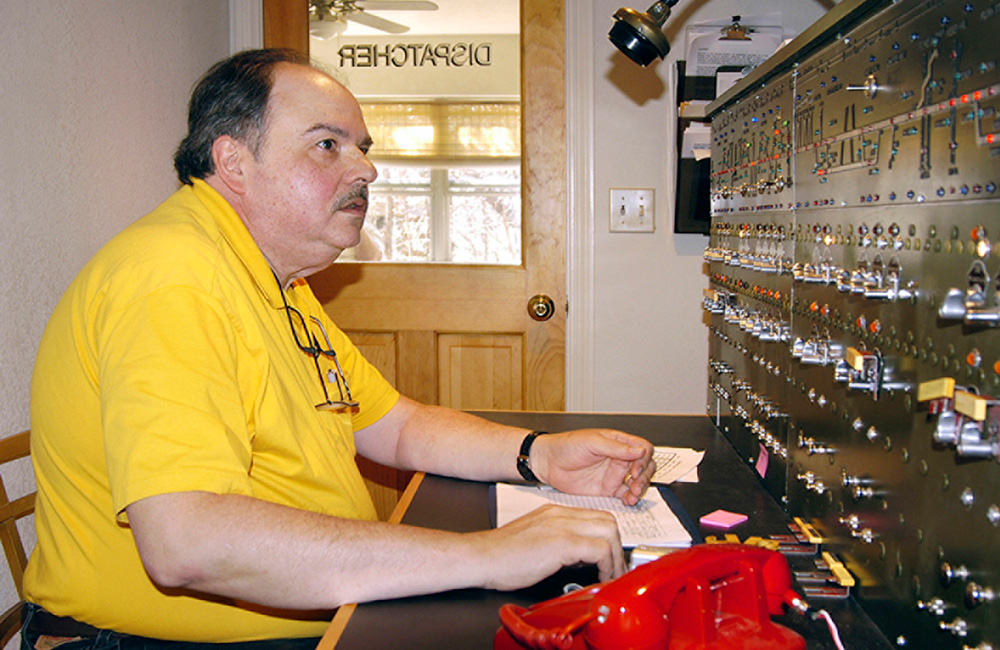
684;14;785;95
495;483;692;548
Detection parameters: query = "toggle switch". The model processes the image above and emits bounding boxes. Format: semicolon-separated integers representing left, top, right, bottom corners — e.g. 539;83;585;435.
609;188;655;232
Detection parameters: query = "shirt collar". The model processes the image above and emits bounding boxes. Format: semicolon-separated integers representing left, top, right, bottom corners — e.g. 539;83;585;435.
189;178;286;310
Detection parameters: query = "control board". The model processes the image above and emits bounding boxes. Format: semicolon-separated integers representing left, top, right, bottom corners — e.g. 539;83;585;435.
703;0;1000;648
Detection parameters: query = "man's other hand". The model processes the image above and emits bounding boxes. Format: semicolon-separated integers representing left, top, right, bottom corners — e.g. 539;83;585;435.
531;430;655;506
474;504;625;588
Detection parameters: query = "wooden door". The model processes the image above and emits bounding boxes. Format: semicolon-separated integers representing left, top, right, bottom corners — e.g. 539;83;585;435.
264;0;566;519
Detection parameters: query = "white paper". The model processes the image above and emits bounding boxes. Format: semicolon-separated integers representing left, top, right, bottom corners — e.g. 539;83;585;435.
681;122;712;160
716;71;744;97
495;483;692;548
652;446;704;484
679;99;709;119
684;15;785;79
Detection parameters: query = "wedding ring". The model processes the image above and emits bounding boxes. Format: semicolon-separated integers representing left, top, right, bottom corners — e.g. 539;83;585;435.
623;471;632;486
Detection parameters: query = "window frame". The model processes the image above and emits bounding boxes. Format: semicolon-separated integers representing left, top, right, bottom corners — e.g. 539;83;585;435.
366;158;522;264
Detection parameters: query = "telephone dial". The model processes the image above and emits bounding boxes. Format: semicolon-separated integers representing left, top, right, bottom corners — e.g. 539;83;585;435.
495;544;808;650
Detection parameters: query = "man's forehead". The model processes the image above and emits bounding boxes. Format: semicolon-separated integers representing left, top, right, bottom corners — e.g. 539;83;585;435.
268;64;367;133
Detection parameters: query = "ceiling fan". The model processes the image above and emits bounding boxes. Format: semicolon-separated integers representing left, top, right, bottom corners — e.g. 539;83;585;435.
309;1;439;39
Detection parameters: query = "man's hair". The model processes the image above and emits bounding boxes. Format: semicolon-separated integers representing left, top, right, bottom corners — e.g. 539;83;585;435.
174;48;311;185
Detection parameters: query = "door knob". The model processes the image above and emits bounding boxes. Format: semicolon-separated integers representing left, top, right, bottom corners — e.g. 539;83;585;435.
527;294;555;321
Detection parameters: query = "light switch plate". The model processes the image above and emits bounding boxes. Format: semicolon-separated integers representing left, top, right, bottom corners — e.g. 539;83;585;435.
609;188;655;233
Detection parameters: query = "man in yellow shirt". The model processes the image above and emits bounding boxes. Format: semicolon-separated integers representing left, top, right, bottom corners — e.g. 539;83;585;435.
24;48;655;646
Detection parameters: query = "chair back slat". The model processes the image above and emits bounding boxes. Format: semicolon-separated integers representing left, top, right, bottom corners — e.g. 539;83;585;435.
0;430;33;647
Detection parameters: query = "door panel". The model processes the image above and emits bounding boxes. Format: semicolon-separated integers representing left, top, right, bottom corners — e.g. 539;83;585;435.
438;334;524;410
347;331;397;384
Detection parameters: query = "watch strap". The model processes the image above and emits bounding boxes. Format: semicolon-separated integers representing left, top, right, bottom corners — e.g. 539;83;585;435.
516;430;548;482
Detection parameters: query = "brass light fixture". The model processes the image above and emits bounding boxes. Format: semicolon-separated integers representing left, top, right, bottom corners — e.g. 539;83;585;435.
608;1;680;67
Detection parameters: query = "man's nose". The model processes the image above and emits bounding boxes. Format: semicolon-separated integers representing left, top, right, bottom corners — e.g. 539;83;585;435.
349;146;378;184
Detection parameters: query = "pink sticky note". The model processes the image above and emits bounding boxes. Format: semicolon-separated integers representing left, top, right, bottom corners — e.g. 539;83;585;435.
755;444;769;477
700;509;749;529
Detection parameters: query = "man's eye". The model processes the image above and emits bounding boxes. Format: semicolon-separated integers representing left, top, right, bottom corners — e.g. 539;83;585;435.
318;139;336;150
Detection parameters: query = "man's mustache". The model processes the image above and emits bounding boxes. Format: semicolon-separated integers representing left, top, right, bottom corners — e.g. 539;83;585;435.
335;187;369;211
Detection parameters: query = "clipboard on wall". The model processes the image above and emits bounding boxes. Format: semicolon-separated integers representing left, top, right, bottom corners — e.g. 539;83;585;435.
684;15;785;93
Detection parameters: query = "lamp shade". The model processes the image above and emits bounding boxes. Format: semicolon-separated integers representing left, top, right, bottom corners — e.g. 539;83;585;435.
309;15;348;40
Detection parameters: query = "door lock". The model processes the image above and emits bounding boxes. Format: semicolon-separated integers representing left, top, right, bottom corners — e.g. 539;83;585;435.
527;294;555;321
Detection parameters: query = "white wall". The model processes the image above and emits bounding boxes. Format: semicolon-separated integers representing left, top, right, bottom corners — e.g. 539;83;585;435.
0;0;229;631
585;0;832;414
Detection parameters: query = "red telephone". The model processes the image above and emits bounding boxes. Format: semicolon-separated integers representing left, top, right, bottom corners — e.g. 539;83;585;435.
495;544;807;650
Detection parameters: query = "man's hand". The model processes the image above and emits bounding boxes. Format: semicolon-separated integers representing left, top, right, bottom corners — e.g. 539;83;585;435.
530;430;655;506
473;504;626;588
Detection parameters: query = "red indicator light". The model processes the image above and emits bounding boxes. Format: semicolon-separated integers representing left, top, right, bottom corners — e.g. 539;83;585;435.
961;94;969;104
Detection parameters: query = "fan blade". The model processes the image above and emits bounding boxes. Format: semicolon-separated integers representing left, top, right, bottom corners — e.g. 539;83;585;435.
355;1;438;11
347;11;411;33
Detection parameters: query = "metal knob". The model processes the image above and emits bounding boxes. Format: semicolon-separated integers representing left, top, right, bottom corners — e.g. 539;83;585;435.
527;294;555;321
847;73;879;99
941;562;970;587
966;582;996;608
939;288;969;320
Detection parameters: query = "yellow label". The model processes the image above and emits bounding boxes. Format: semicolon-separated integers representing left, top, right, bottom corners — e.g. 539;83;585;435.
793;516;824;544
916;377;956;402
744;536;780;550
822;551;856;587
845;347;866;371
954;390;988;421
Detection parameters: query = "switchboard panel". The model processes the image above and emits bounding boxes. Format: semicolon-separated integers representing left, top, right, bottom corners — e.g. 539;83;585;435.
704;1;1000;647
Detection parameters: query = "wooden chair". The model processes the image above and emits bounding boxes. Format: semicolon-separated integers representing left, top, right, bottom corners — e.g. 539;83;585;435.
0;431;33;646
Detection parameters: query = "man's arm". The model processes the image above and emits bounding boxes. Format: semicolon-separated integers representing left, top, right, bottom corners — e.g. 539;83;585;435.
355;396;656;505
125;490;623;610
126;399;654;611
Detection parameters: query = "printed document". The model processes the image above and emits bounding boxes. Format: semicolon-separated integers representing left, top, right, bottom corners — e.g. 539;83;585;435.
495;484;692;548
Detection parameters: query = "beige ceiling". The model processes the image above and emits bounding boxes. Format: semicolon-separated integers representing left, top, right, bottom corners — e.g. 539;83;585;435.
330;0;520;36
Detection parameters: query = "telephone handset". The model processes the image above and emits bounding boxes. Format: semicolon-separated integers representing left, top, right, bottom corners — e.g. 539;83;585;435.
495;544;807;650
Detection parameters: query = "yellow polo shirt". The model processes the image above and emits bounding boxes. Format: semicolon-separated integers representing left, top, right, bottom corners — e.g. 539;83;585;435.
25;179;399;641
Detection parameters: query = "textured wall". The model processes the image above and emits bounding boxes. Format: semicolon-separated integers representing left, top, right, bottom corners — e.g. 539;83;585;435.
0;0;229;636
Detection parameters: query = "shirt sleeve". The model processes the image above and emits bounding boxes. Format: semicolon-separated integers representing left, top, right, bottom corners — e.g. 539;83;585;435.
97;285;257;521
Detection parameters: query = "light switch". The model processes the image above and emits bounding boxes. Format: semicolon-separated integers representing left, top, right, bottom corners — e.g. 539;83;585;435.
609;188;655;232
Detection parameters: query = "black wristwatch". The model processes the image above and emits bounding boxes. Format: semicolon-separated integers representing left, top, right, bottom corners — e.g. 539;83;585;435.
516;430;548;482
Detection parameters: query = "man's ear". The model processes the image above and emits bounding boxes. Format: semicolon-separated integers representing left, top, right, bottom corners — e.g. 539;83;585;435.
211;136;250;195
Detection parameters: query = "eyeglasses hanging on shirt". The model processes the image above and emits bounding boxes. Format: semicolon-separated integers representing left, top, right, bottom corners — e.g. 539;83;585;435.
275;274;359;413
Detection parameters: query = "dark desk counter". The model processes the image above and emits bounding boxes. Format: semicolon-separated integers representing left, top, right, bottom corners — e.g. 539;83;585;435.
327;413;890;649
